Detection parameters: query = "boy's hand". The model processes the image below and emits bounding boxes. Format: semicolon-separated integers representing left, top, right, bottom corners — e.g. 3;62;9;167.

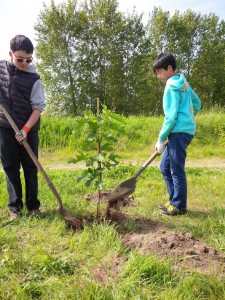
15;129;27;144
15;125;30;144
155;141;165;154
15;131;26;143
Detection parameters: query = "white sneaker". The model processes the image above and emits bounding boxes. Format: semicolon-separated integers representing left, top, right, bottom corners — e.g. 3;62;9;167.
9;211;22;221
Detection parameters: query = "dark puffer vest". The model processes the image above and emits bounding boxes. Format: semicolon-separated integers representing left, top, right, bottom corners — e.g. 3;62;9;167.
0;60;40;131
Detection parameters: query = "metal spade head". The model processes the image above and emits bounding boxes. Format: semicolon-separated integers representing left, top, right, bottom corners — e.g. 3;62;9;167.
108;176;137;204
108;149;164;206
58;207;83;229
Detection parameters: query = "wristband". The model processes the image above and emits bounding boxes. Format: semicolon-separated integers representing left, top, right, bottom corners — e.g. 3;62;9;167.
22;125;30;134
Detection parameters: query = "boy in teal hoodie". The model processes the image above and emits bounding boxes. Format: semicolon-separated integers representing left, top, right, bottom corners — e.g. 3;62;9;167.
153;53;201;215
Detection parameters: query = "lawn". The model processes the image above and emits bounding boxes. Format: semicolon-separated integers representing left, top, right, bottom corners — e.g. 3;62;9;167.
0;112;225;299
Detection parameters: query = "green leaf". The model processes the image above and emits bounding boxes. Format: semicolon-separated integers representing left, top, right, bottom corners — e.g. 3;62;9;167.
88;133;96;141
96;154;105;162
109;153;120;161
85;178;95;187
81;140;96;151
106;134;117;143
101;143;113;151
69;152;89;163
77;170;89;182
86;157;96;166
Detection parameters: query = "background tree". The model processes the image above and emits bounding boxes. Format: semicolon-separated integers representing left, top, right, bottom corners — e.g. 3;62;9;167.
146;8;225;111
191;15;225;108
35;0;87;116
35;1;225;116
119;14;152;115
75;0;127;113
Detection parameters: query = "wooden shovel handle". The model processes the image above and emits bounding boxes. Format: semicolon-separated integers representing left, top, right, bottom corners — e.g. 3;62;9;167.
134;141;168;178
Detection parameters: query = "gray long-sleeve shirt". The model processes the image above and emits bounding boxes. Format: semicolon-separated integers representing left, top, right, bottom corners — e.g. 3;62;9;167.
23;62;45;111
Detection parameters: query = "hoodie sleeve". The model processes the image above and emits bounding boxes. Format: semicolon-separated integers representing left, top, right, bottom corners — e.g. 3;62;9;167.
158;88;180;142
189;87;201;115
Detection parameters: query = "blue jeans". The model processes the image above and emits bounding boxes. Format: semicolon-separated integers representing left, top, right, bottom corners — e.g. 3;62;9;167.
159;132;193;210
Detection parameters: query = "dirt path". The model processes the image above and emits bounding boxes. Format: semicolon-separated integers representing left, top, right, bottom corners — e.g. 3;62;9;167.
1;157;225;171
40;157;225;170
186;157;225;169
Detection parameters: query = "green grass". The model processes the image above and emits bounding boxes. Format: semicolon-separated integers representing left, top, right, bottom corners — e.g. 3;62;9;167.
1;112;225;299
0;165;224;299
38;110;225;159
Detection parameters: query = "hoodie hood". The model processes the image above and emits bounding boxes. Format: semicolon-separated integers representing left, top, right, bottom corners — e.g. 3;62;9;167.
22;62;37;73
166;73;188;92
7;60;37;73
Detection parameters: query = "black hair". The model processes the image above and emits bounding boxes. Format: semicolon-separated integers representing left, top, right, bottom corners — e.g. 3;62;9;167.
153;52;176;73
10;35;34;54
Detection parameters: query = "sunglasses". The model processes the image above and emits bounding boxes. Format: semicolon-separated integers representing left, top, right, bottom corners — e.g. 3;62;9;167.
12;53;33;64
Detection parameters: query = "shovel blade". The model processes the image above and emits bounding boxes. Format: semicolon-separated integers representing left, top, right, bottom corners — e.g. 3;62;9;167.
108;177;137;204
58;207;83;229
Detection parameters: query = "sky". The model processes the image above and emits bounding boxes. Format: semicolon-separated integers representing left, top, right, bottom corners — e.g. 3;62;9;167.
0;0;224;59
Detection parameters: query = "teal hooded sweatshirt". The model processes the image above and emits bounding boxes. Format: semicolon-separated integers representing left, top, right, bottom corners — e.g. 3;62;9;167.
158;73;201;142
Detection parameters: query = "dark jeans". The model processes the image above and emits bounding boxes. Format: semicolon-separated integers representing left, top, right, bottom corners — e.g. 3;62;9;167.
159;132;193;210
0;127;40;212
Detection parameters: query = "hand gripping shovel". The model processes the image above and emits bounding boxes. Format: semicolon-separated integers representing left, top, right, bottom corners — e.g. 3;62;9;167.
108;143;168;204
0;102;82;228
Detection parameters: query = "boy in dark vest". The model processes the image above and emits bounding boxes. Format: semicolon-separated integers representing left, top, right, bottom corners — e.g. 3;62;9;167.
0;35;45;220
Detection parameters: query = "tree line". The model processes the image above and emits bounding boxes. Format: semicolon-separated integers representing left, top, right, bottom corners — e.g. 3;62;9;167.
35;0;225;117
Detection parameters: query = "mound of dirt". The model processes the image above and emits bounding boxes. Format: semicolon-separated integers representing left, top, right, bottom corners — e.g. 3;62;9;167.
85;190;135;208
83;191;225;278
122;230;225;276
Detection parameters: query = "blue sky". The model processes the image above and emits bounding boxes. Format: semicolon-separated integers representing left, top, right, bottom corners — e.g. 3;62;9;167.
0;0;224;59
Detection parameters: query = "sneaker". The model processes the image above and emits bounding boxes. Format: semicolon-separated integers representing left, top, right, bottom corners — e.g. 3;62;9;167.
9;211;22;221
160;205;187;216
158;201;170;210
29;209;41;217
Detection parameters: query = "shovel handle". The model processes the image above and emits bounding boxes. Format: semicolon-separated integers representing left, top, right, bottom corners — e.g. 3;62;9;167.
0;102;64;210
134;141;168;178
134;151;159;178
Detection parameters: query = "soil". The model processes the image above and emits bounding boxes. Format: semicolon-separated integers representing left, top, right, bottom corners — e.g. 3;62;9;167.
122;231;225;277
82;190;225;282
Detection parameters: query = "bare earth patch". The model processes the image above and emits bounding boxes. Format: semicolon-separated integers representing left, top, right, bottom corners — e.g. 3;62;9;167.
122;231;225;277
85;191;225;279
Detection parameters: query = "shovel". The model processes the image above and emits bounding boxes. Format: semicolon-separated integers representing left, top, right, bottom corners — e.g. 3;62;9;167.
108;143;168;204
0;102;82;228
